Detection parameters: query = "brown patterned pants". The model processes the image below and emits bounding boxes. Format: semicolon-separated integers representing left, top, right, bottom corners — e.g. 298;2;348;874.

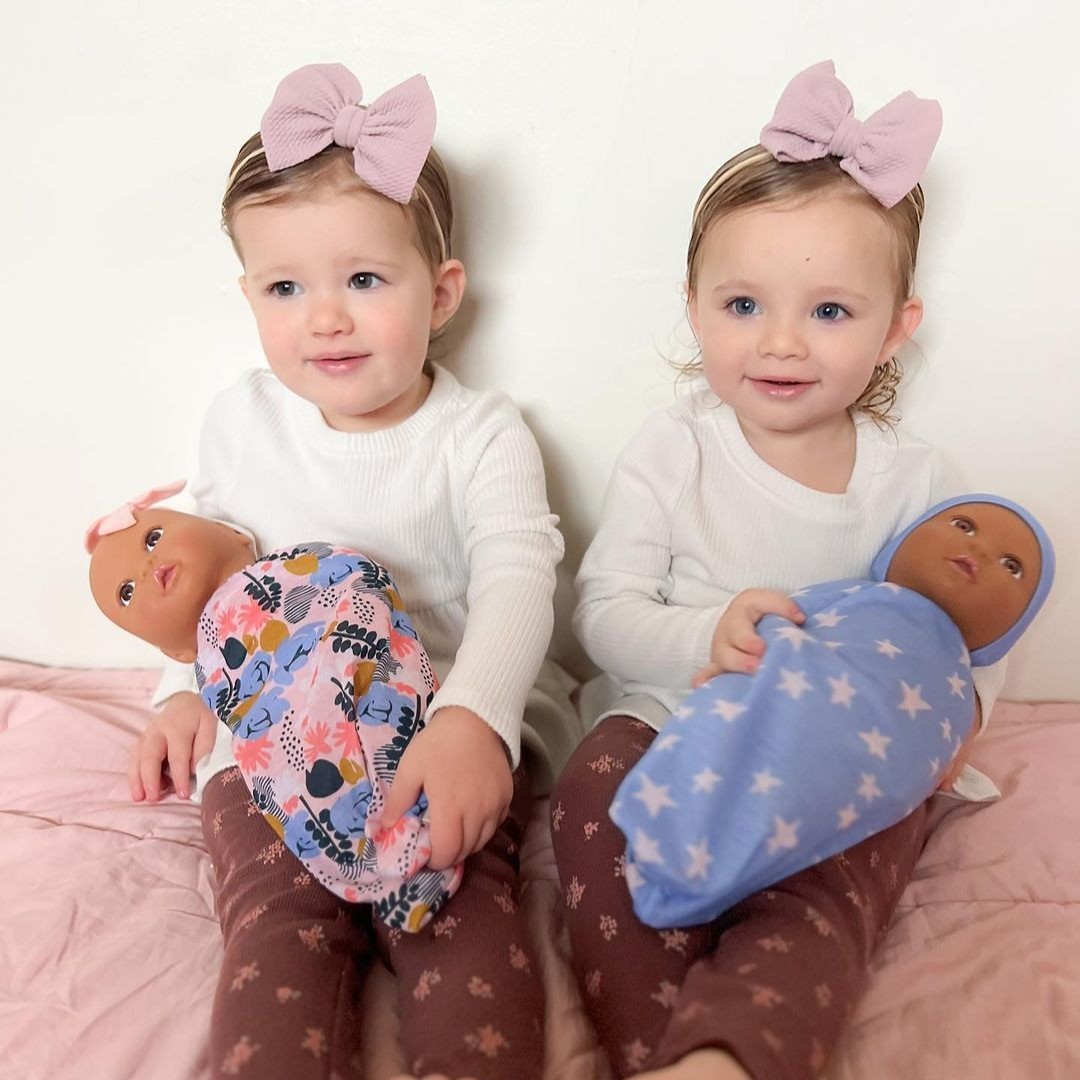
202;764;542;1080
550;715;929;1080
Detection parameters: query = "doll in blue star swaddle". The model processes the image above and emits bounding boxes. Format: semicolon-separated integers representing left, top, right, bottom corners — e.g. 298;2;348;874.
611;494;1055;928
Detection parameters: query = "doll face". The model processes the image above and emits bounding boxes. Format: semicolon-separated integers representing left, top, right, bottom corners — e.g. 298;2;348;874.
885;502;1041;651
88;508;254;662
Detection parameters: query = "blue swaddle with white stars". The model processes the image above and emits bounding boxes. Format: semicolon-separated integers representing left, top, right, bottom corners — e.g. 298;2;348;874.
610;580;974;928
611;493;1055;930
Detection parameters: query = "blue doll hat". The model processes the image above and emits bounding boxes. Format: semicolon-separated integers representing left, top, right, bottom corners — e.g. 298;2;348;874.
869;494;1055;667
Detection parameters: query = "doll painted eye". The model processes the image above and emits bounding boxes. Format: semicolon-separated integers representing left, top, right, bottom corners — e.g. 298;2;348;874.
1000;555;1024;579
119;580;135;607
145;527;164;552
949;516;975;534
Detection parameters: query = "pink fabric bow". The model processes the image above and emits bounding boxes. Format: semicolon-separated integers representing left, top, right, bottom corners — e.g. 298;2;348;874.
84;480;187;554
759;60;942;208
260;63;436;204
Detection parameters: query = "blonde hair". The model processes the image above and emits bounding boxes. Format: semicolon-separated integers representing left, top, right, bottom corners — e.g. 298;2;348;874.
684;146;926;424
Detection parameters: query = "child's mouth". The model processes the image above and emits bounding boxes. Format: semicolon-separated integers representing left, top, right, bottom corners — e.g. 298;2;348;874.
309;353;371;374
751;378;812;399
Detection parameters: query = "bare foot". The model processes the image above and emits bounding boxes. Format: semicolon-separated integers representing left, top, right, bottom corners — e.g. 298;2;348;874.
635;1048;752;1080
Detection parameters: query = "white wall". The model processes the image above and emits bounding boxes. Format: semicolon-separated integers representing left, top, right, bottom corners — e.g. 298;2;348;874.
4;0;1076;700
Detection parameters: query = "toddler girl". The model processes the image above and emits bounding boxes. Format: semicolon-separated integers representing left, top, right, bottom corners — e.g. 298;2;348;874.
129;62;575;1080
552;61;1005;1080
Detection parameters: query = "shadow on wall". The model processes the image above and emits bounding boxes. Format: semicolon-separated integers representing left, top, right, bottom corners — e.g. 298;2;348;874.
427;151;597;682
425;149;508;387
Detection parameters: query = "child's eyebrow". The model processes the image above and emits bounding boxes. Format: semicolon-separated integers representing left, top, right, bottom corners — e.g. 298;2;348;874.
250;256;402;281
710;279;759;294
249;264;301;281
710;280;871;303
809;285;870;302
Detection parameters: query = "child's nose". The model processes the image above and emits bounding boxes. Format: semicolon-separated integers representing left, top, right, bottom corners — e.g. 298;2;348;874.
758;316;808;361
309;294;354;336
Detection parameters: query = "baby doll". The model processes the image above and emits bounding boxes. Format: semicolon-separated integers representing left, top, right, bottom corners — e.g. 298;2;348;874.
612;495;1055;928
86;481;461;931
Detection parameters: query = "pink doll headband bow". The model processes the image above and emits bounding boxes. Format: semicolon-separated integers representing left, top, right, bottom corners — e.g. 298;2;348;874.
759;60;943;208
260;63;436;204
84;480;186;554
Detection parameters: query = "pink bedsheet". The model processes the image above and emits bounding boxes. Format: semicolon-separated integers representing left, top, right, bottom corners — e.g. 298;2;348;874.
2;659;1078;1079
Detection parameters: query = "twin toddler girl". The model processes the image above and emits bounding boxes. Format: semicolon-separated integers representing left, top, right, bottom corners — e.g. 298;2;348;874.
118;58;1001;1080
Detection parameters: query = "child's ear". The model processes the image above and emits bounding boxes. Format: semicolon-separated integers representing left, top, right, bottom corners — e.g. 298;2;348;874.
161;645;197;664
879;295;924;361
238;275;250;303
430;259;467;332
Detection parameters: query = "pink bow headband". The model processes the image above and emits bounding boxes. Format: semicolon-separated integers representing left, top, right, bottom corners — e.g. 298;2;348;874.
259;63;436;205
84;480;187;554
758;60;942;208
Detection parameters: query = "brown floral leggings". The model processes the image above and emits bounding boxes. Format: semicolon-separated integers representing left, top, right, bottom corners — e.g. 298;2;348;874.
550;716;929;1080
202;764;542;1080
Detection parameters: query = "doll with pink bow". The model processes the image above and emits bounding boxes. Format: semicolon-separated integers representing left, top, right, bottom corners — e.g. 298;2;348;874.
85;480;464;931
553;61;1012;1080
109;64;571;1080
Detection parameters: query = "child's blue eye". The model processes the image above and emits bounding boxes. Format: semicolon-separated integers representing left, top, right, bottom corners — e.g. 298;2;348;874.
728;297;761;316
813;302;848;321
349;272;383;290
269;281;300;298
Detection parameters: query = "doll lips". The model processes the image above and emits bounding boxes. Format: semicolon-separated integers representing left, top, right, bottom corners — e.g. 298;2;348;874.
949;556;979;583
309;353;371;374
154;564;177;591
750;378;813;400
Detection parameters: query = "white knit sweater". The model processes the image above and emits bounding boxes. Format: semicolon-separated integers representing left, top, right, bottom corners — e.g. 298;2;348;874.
154;364;580;794
575;386;1006;749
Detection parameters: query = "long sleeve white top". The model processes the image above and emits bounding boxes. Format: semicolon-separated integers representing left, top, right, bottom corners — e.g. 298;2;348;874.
154;363;580;794
574;386;1006;753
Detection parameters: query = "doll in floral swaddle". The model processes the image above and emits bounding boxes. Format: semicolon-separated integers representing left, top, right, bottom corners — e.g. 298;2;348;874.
612;495;1055;928
86;481;461;931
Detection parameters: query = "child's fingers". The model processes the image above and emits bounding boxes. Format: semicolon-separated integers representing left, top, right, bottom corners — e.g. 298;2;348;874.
166;731;194;800
428;814;464;872
691;661;723;688
743;589;805;625
139;732;168;803
381;764;424;828
458;816;484;862
728;646;760;673
473;817;498;856
127;742;147;802
730;621;766;657
191;714;218;777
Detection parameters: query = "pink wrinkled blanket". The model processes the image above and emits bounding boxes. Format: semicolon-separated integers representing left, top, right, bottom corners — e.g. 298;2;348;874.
2;658;1078;1079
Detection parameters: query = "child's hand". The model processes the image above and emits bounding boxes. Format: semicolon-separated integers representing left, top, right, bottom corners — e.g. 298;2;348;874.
380;706;513;871
129;691;217;802
691;589;805;688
